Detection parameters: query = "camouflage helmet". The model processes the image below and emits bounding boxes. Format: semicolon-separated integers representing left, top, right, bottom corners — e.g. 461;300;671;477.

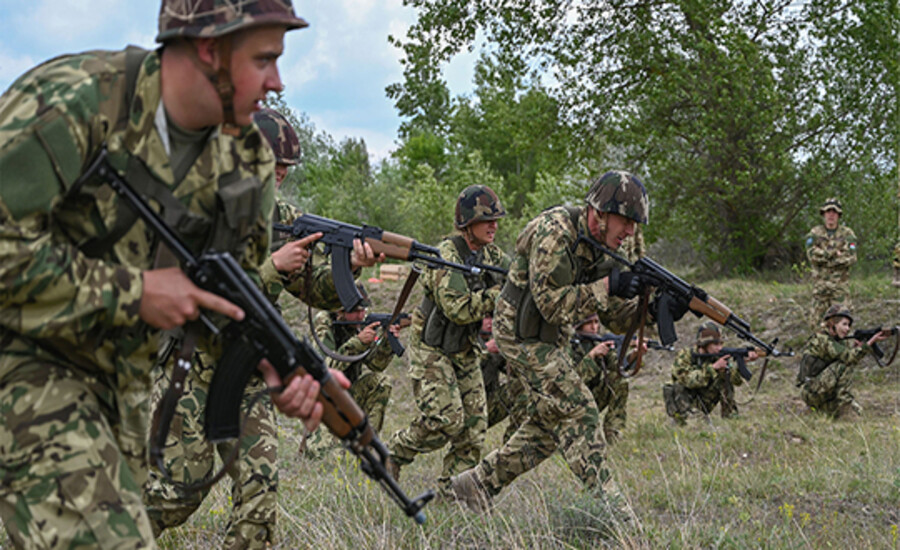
585;170;649;224
696;322;722;348
575;313;599;330
454;185;507;229
819;197;843;215
253;108;300;165
157;0;309;42
823;304;853;325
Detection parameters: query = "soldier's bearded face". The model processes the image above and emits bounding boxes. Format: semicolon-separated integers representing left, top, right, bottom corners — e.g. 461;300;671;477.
229;26;287;126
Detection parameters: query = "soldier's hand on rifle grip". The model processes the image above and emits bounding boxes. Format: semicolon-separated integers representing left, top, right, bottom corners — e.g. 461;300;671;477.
713;355;731;371
350;238;385;269
358;322;380;345
649;292;690;324
867;330;890;347
139;267;245;329
589;341;614;359
608;267;645;299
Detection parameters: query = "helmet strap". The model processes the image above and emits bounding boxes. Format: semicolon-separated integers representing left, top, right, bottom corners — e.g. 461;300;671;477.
213;36;240;136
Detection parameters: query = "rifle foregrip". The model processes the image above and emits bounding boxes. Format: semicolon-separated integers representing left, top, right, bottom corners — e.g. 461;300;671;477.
318;375;374;446
689;296;729;324
368;231;415;260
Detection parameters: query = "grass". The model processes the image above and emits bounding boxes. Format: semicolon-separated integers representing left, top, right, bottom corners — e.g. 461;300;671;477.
3;272;898;549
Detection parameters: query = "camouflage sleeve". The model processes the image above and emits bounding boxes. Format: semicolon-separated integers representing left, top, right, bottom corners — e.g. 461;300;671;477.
364;337;394;373
280;245;342;311
0;59;144;339
573;345;602;383
528;216;607;326
804;332;868;367
314;311;368;373
603;375;628;436
671;349;714;389
833;227;857;267
430;239;500;325
728;360;745;386
806;229;830;265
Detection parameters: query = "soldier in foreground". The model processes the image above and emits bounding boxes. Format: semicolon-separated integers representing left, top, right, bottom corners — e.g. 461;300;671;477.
805;198;857;328
450;171;654;513
796;306;889;419
143;107;371;548
388;185;510;494
0;2;340;547
306;283;399;456
663;323;757;425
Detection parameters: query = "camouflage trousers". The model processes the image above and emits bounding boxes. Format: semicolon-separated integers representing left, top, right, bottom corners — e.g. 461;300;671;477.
588;376;629;445
482;353;529;444
810;280;851;329
304;370;392;457
472;300;609;497
388;340;487;489
800;362;857;418
0;355;156;549
663;376;737;425
143;353;278;550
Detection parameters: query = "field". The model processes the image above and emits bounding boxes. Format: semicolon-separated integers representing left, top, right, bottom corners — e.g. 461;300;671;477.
4;271;898;549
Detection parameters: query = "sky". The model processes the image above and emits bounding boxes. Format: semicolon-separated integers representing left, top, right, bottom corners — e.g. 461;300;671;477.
0;0;478;161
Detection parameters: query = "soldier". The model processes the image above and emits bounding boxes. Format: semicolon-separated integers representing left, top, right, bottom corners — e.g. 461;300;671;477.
480;316;528;444
569;314;636;445
450;170;661;512
143;107;368;548
305;284;399;456
662;323;758;425
0;2;351;547
796;306;889;419
806;198;857;327
387;185;511;494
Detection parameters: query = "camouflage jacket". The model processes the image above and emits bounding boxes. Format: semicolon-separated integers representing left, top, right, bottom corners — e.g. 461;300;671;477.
670;348;744;389
801;331;869;371
805;224;857;280
0;48;275;379
313;310;392;384
506;206;640;338
411;236;510;350
263;199;339;308
571;334;619;389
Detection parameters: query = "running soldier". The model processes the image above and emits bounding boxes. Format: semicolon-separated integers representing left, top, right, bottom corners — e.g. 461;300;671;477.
387;185;510;494
450;170;658;512
806;198;857;327
0;2;337;547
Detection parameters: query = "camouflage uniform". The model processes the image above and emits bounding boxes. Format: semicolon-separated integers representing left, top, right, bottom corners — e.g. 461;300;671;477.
389;185;510;491
663;349;744;424
570;335;629;444
303;310;394;456
805;201;857;326
0;44;278;549
459;171;649;501
481;350;528;443
797;329;869;419
143;198;340;548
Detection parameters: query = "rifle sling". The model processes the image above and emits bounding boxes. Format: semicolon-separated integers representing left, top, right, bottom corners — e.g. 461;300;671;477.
617;287;651;378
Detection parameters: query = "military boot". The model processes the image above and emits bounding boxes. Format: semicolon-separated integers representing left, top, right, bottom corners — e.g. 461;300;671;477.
450;469;492;512
893;267;900;288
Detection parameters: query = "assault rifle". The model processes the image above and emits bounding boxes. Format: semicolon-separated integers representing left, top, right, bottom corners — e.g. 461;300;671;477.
274;214;500;311
575;233;790;360
334;312;412;356
573;332;674;352
845;326;899;367
690;347;767;382
81;148;433;523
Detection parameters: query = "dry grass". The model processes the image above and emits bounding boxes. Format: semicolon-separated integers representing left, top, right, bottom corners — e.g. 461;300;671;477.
3;270;898;549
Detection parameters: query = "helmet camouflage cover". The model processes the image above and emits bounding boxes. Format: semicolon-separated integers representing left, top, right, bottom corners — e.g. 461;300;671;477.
253;108;300;165
696;322;722;347
823;304;853;325
585;170;649;224
819;197;843;215
455;185;506;229
157;0;308;42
